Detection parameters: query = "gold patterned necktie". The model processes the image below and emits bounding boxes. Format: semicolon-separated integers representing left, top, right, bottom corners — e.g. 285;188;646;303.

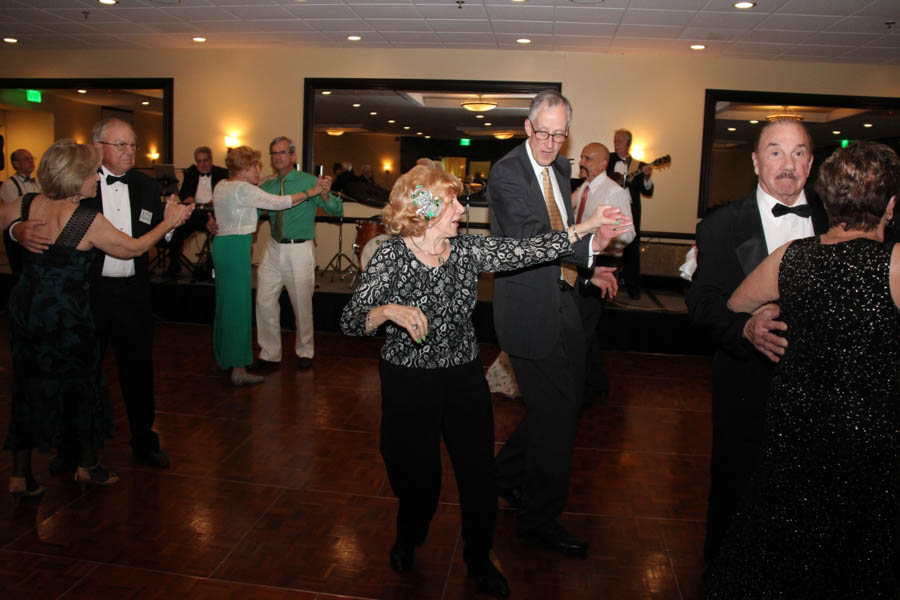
541;167;578;287
271;176;286;242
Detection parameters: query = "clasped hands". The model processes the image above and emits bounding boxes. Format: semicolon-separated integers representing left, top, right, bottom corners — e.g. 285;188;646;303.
579;205;633;253
743;302;788;362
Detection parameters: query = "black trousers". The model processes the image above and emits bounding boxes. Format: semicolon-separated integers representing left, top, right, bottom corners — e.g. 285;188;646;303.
495;286;586;534
574;279;609;396
92;275;160;455
379;357;496;565
622;201;641;293
167;210;212;274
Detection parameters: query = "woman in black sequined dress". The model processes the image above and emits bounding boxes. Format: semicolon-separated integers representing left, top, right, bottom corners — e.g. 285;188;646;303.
706;142;900;598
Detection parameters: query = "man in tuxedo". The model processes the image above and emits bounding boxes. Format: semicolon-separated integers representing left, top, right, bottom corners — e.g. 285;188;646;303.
82;118;172;469
607;129;654;299
489;90;611;557
572;142;633;400
686;118;828;564
167;146;227;279
1;148;40;280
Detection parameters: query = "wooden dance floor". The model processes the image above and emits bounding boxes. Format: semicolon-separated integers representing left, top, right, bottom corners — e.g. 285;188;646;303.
0;320;711;599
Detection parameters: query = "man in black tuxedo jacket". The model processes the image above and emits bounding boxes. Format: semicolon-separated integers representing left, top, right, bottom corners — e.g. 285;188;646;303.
686;118;828;565
167;145;227;279
82;118;172;469
607;129;654;299
489;90;613;558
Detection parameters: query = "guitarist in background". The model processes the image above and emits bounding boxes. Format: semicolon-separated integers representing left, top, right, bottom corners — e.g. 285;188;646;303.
608;129;655;300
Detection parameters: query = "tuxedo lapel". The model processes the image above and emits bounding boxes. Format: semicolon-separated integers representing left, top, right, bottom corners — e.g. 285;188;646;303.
127;171;144;235
734;194;768;276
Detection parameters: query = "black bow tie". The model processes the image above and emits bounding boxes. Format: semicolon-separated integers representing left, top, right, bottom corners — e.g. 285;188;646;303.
772;203;812;218
20;175;35;183
106;173;128;186
199;172;211;178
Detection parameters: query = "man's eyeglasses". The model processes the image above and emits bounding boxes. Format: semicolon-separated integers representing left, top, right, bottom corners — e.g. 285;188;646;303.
528;119;568;143
99;141;139;152
270;150;292;156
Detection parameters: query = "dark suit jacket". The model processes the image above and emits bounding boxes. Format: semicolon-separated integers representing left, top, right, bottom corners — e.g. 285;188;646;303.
686;191;828;400
81;169;164;287
487;142;592;359
178;164;228;202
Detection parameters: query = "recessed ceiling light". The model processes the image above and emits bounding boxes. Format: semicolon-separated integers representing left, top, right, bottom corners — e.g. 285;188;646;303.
77;89;87;94
388;119;395;124
192;37;206;43
352;103;361;107
347;35;362;41
690;44;706;50
425;135;431;139
475;114;484;119
864;123;873;128
369;111;377;115
727;127;736;132
3;37;18;44
832;130;841;134
749;120;759;124
516;38;531;44
98;0;117;5
321;91;332;95
416;132;423;135
511;0;527;3
733;1;756;8
141;101;150;105
484;122;492;126
403;126;410;130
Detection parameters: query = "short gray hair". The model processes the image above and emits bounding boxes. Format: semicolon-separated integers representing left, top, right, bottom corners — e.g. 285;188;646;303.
194;145;212;159
269;136;295;154
528;89;572;124
92;118;133;143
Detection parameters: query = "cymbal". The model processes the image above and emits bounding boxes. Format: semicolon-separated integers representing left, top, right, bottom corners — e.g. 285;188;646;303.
342;181;390;207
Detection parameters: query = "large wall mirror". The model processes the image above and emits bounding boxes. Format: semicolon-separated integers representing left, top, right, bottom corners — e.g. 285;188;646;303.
303;78;560;208
0;77;173;180
698;89;900;218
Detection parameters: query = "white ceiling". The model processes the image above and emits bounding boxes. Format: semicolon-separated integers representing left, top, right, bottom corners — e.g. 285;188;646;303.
1;0;899;63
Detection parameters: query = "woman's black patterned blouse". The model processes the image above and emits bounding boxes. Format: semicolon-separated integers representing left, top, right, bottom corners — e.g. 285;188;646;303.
340;232;573;369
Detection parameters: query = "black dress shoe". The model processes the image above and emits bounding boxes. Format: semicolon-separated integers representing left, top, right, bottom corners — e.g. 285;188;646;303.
518;521;588;557
497;486;524;509
297;357;313;369
49;454;78;476
467;562;510;599
133;449;170;469
247;358;279;372
389;542;414;573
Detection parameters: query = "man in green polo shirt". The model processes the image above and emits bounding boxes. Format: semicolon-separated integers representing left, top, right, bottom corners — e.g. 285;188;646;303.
250;135;341;370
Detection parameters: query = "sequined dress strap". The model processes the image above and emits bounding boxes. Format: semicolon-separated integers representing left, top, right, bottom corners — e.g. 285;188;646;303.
56;203;99;248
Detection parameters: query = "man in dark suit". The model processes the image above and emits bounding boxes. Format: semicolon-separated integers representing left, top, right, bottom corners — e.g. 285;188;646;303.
166;145;227;279
686;118;828;565
607;129;654;299
489;90;615;557
81;118;172;469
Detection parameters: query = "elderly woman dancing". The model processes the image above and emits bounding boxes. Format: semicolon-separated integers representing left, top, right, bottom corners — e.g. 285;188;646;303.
340;165;629;598
706;141;900;598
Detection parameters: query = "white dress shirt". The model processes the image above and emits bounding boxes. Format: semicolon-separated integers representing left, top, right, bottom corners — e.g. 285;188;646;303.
573;172;635;253
756;186;815;254
523;143;594;266
213;180;292;236
195;173;213;205
0;173;41;204
99;165;136;278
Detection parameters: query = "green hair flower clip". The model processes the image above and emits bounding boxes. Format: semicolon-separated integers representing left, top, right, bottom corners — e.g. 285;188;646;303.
411;185;444;221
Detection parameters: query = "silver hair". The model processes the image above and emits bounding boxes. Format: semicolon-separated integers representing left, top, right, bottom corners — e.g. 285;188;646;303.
528;89;572;124
92;118;133;143
269;136;295;154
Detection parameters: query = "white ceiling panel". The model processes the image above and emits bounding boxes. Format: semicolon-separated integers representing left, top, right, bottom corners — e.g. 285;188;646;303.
0;0;894;64
845;45;900;60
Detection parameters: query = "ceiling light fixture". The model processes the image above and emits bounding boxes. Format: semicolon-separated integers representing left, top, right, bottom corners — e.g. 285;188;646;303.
3;37;18;43
192;37;206;43
749;120;759;124
326;128;344;136
388;119;395;123
424;135;431;139
403;126;410;130
475;114;485;119
516;38;531;44
347;35;362;41
727;127;736;131
864;123;873;128
98;0;117;5
832;130;841;135
461;95;497;112
321;91;332;95
766;112;803;121
77;89;87;94
484;122;492;126
416;132;423;135
352;103;361;107
141;101;150;105
369;111;377;115
690;44;706;50
493;132;514;140
733;1;756;8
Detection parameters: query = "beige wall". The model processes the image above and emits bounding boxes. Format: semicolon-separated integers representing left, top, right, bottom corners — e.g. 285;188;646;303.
4;47;899;267
1;109;54;180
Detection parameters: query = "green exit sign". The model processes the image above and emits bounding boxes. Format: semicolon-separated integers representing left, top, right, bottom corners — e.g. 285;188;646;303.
459;138;471;147
841;139;849;148
26;89;42;103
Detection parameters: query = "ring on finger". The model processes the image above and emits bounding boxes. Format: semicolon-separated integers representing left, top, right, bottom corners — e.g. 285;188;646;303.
412;323;418;330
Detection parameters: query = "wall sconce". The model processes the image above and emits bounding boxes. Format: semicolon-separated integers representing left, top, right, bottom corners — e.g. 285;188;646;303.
382;161;392;173
224;134;240;148
147;151;160;161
